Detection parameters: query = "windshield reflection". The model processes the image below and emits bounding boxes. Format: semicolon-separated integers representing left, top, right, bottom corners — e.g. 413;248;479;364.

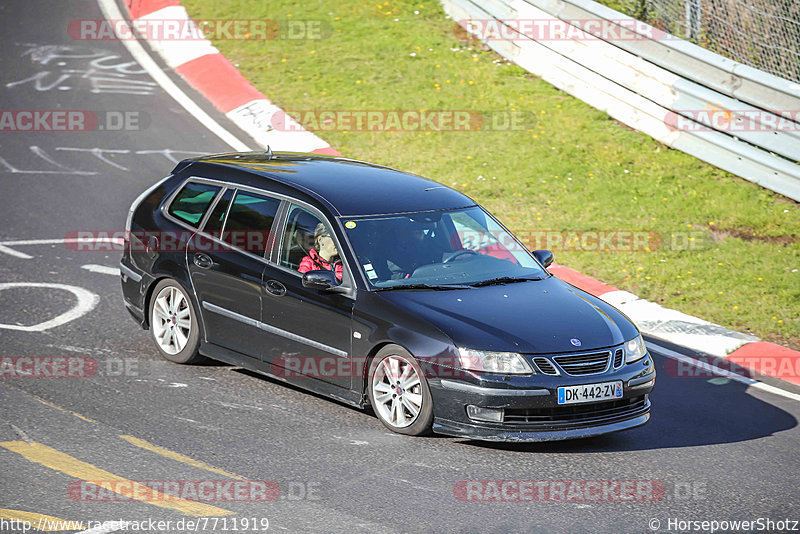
342;206;546;288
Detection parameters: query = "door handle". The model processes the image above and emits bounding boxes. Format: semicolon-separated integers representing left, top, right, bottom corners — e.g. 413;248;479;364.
265;280;287;297
193;253;213;269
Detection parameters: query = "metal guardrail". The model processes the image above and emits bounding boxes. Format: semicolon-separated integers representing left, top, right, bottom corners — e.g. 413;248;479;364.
628;0;800;85
441;0;800;200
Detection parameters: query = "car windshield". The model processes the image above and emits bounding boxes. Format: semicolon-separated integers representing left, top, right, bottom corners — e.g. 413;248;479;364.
342;206;547;289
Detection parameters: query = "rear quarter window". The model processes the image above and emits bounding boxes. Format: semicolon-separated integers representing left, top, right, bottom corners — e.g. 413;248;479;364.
167;182;222;227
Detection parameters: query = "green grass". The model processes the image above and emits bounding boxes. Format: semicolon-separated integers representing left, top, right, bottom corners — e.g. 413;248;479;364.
182;0;800;348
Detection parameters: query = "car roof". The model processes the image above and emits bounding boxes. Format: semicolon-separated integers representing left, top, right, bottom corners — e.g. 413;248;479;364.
178;152;476;216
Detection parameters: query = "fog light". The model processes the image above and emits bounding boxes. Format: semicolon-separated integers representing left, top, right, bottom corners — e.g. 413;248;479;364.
466;405;504;423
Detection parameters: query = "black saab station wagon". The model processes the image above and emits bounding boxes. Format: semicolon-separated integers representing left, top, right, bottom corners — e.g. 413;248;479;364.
120;151;655;441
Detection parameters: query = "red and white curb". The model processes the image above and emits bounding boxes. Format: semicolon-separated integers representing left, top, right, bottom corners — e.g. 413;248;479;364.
550;264;800;386
123;0;340;155
118;0;798;387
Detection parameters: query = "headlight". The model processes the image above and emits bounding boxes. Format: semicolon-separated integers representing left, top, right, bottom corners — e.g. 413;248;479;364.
625;334;647;364
457;348;534;375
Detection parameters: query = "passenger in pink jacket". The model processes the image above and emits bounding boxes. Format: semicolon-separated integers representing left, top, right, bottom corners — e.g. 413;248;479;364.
298;223;343;282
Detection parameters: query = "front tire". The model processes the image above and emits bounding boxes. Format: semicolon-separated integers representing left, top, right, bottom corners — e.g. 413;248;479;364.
367;346;433;436
148;279;203;364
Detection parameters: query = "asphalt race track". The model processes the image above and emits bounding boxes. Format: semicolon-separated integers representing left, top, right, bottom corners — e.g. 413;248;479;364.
1;1;799;533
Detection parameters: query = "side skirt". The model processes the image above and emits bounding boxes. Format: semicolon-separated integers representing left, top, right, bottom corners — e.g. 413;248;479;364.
199;342;367;409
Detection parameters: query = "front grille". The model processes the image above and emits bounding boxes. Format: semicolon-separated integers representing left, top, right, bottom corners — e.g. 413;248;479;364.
533;357;558;375
613;348;624;368
503;396;649;428
553;351;610;375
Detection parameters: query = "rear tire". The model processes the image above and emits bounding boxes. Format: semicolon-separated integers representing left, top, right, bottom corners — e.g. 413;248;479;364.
148;279;203;364
367;345;433;436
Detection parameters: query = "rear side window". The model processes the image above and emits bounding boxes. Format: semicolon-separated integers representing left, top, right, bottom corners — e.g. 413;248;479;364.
167;182;221;227
223;191;282;253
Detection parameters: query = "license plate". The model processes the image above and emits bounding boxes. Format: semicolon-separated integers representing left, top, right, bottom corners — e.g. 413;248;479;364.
557;381;623;405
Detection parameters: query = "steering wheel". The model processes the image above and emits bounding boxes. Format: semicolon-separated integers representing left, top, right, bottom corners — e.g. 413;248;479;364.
443;249;480;263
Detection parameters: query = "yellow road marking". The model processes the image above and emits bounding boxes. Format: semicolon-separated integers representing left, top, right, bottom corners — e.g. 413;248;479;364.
35;397;97;424
119;435;244;480
0;509;84;531
0;441;233;517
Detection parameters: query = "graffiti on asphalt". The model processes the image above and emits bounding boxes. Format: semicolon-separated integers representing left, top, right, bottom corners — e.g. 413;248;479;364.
6;43;157;95
0;145;206;174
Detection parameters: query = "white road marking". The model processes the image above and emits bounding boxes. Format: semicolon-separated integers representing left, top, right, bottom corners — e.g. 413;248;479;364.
0;238;124;245
332;436;369;445
81;264;120;276
30;145;92;174
56;147;131;171
96;0;253;151
0;237;124;258
0;283;99;332
0;146;97;175
171;416;199;423
647;340;800;403
134;379;187;388
0;245;33;259
45;344;116;356
217;401;263;411
77;520;128;534
166;415;222;431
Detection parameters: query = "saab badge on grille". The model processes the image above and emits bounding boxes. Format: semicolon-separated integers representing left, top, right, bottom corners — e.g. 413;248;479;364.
570;338;582;347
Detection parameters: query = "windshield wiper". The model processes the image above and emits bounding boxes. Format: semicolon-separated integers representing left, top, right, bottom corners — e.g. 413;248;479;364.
469;276;543;287
374;283;473;291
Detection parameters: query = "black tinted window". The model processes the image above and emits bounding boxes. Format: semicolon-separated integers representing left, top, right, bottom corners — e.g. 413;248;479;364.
223;191;281;253
204;188;234;233
167;182;221;227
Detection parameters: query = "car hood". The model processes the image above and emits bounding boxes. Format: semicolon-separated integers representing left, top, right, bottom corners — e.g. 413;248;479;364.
375;276;638;354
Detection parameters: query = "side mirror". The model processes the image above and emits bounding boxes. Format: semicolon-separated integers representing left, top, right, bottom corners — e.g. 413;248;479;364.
302;270;341;291
533;249;554;268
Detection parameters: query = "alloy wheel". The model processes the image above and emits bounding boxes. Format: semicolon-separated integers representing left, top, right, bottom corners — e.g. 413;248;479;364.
371;355;424;428
151;285;191;355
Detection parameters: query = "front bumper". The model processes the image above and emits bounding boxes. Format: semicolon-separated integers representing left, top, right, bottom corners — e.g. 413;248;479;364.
433;409;650;442
425;353;655;442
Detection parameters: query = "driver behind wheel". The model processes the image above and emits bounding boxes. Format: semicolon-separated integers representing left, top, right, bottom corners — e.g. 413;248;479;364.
298;223;343;282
